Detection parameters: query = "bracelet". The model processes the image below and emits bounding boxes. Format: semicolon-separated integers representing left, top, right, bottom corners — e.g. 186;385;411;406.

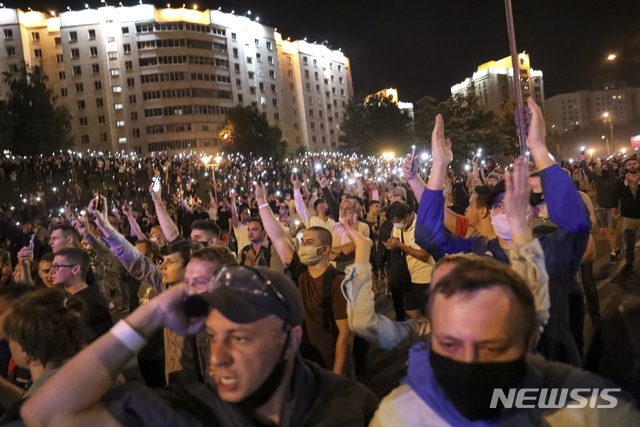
110;320;147;353
258;203;269;210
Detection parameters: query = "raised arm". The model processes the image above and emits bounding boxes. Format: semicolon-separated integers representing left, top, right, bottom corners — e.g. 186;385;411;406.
503;157;550;330
579;155;598;181
122;204;146;241
88;197;163;294
526;97;555;172
254;182;296;265
401;154;427;202
414;115;475;260
229;194;240;229
341;217;423;352
317;173;340;221
16;246;34;286
149;180;181;243
291;174;310;223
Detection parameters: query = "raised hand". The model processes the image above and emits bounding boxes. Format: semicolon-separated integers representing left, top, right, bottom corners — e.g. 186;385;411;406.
315;172;329;189
253;181;266;201
525;97;547;156
17;246;34;264
503;157;533;240
149;176;162;203
401;154;416;180
290;174;300;190
431;114;453;166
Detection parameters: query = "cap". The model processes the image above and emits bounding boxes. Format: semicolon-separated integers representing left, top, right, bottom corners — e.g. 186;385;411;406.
183;266;303;326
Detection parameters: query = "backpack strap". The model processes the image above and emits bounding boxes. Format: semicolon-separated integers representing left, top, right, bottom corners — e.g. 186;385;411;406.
320;268;343;333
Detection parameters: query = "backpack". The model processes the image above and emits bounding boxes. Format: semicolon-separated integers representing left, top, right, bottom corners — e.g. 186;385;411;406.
319;268;344;335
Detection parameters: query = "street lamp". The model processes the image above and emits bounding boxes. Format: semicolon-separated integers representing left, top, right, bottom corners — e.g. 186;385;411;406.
588;149;594;157
607;54;617;61
603;112;615;154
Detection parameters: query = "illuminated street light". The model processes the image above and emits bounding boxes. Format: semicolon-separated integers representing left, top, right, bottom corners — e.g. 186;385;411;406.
588;149;594;156
607;54;617;61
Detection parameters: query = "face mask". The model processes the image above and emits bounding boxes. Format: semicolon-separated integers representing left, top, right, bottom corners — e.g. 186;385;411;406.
491;213;512;242
394;221;407;231
429;350;526;421
298;245;325;265
601;169;609;179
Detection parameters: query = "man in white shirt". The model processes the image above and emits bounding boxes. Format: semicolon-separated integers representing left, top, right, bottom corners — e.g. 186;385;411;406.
383;201;435;320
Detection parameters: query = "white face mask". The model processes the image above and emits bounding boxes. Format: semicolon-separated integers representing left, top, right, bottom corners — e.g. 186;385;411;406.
298;245;325;265
394;222;407;231
491;213;512;242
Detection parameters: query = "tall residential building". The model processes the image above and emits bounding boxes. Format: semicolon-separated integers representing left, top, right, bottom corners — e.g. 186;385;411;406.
0;6;353;154
278;37;353;152
545;86;640;133
451;53;544;111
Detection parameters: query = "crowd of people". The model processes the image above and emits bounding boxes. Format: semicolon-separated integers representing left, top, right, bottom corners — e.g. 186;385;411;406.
0;97;637;426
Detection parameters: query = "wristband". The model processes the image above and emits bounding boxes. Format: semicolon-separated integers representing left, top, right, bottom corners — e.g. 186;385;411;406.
258;203;269;210
110;320;147;353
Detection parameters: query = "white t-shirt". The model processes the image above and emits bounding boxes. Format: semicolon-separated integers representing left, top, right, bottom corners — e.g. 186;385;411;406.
392;216;434;284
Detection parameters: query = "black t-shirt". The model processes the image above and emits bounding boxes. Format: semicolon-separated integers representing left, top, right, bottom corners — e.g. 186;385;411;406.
75;285;113;342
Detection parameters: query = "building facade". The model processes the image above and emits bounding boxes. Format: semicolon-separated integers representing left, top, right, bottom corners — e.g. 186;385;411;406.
451;53;544;112
0;6;353;154
545;85;640;133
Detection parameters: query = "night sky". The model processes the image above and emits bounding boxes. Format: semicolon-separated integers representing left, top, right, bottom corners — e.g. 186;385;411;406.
18;0;640;102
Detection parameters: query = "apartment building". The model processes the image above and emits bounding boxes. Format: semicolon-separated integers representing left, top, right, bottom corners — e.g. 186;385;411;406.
451;52;544;112
0;6;353;154
545;85;640;133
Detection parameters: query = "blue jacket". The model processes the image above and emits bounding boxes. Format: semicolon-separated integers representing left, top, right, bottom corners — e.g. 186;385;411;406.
414;164;591;366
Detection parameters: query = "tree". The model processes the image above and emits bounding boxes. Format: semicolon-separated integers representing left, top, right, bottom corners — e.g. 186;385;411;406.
339;94;414;155
0;64;72;156
218;105;286;159
414;91;518;169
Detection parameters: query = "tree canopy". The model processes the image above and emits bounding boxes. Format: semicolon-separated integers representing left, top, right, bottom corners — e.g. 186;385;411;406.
219;105;286;159
0;64;73;156
339;94;414;155
414;91;519;169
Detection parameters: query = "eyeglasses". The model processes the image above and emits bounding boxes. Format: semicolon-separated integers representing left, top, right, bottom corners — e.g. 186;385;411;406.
50;264;77;271
210;265;288;317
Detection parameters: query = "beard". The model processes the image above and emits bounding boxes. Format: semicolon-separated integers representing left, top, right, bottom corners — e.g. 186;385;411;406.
628;167;638;174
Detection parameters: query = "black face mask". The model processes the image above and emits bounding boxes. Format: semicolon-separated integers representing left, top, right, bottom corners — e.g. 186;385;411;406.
601;169;609;179
530;192;544;207
429;350;526;421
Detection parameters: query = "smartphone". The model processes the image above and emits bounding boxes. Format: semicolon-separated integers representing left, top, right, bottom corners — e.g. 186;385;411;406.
29;234;35;248
409;145;418;173
580;146;586;155
96;190;104;212
152;175;161;193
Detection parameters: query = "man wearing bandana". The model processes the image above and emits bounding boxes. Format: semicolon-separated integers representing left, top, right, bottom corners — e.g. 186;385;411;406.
405;98;590;367
580;156;621;263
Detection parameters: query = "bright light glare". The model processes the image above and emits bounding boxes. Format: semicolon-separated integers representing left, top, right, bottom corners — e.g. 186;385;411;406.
607;54;617;61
